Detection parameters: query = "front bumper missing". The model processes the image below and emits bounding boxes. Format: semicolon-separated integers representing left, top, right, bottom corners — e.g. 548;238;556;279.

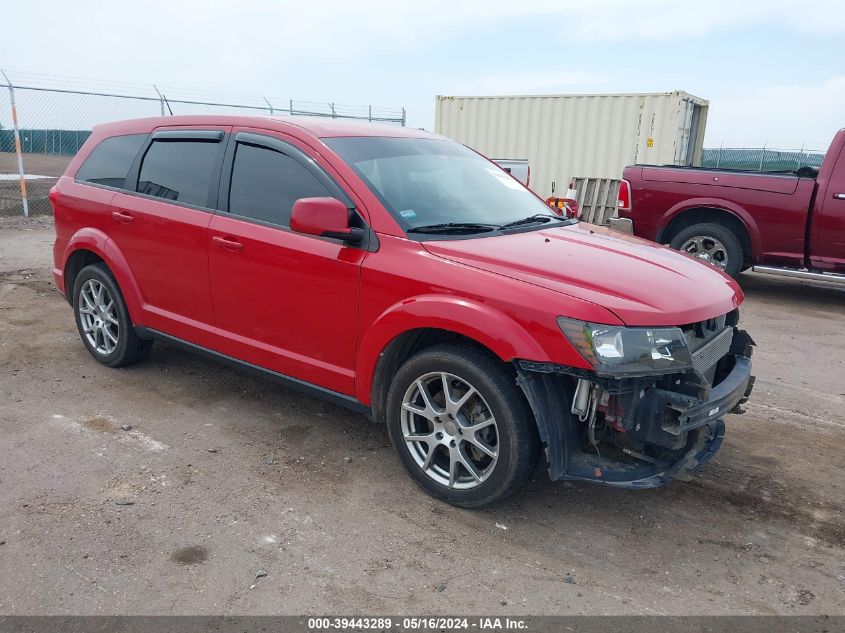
516;330;754;489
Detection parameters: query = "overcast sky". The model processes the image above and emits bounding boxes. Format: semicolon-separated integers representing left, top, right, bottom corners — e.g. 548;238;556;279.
2;0;843;149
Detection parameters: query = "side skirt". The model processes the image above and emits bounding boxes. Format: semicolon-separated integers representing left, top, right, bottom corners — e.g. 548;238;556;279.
134;327;371;418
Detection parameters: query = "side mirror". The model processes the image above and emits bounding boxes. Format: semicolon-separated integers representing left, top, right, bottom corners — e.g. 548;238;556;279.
290;197;364;244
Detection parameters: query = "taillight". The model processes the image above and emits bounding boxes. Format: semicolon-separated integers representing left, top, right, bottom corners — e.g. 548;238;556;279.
617;179;632;211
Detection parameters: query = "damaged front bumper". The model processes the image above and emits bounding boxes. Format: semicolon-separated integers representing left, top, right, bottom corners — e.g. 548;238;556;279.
516;328;755;489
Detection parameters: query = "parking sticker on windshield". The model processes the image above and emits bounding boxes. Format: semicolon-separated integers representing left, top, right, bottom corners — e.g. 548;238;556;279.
400;209;416;218
486;167;523;190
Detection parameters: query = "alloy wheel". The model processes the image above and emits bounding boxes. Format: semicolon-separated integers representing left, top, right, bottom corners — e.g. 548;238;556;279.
400;371;499;490
78;279;119;355
680;235;729;270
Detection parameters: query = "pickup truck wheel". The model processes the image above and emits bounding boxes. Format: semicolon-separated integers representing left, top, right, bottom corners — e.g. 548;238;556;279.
386;345;540;508
670;223;743;277
72;263;152;367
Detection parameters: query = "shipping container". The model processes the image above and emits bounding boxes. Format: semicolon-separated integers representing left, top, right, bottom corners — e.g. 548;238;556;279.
434;91;709;207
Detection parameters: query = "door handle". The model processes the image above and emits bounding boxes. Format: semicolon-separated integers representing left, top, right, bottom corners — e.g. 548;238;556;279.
834;193;845;200
212;236;244;251
111;210;134;224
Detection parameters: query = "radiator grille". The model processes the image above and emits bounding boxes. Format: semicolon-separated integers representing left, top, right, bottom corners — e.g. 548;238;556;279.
683;313;727;353
691;326;733;375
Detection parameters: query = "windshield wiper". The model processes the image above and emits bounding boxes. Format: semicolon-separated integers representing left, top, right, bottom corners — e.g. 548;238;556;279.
499;214;562;230
407;222;500;235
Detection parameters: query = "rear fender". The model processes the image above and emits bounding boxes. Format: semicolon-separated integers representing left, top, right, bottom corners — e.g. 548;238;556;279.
61;228;144;322
659;199;761;254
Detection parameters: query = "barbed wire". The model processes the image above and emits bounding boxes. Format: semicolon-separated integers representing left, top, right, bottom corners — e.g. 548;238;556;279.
0;69;406;216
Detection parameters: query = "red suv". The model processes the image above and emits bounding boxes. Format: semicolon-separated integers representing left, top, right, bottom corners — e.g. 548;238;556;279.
51;115;754;507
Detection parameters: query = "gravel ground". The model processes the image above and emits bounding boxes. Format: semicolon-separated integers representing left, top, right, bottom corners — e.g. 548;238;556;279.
0;216;843;615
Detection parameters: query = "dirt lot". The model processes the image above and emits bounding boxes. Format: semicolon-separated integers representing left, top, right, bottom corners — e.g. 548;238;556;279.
0;216;843;616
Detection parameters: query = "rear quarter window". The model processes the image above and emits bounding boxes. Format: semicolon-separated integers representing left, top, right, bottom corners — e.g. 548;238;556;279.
74;134;147;188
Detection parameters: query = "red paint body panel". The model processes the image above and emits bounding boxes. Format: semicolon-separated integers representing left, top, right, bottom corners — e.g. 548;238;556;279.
207;213;364;395
620;129;845;271
809;132;845;270
52;115;751;408
422;223;743;326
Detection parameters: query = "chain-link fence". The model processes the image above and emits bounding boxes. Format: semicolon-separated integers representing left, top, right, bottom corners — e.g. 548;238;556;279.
701;146;826;172
0;70;406;216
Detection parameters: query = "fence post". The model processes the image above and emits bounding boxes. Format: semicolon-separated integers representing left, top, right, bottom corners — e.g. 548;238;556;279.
289;99;294;115
152;85;166;115
368;105;372;122
330;102;336;118
402;107;406;127
716;143;722;168
1;69;29;218
797;143;804;170
758;142;767;171
262;97;274;115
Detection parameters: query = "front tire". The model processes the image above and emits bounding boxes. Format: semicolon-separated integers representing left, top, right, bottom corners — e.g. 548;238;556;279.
386;344;540;508
72;263;152;367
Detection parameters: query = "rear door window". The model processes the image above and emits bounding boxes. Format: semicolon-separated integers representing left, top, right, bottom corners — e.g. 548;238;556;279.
228;142;331;226
75;134;147;188
137;140;220;207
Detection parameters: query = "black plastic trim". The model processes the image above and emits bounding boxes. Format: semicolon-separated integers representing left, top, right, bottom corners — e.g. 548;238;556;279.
134;327;370;417
674;356;753;431
151;130;224;142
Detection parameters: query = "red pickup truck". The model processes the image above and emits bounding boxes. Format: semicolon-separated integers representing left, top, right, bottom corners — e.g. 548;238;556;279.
612;129;845;281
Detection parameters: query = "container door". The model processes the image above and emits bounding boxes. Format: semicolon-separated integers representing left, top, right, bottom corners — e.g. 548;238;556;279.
684;105;703;166
675;100;702;166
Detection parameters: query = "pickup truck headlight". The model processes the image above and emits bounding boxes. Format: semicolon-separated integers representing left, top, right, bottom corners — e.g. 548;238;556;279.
557;317;693;376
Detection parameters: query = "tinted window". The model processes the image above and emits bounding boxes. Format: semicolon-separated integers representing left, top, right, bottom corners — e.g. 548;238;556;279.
75;134;146;188
137;140;220;207
228;142;331;226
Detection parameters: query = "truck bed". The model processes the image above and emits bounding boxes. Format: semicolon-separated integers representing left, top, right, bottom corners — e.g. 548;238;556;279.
636;164;812;196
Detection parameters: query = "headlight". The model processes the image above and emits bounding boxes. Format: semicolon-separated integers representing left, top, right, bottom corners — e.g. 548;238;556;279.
557;317;692;376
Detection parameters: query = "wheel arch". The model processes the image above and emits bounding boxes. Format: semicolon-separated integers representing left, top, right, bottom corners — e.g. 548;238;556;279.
657;204;758;265
358;295;550;420
60;229;144;321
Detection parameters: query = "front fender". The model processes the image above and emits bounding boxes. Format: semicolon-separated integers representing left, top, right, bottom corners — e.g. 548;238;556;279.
60;229;145;322
355;294;554;404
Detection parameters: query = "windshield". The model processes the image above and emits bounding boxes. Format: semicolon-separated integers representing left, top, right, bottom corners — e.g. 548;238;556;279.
324;136;563;234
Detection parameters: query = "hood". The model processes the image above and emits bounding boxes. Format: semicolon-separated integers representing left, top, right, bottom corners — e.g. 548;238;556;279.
422;222;743;326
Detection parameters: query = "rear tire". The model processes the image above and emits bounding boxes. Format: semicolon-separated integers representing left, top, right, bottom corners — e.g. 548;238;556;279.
386;344;540;508
72;263;152;367
670;222;744;278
